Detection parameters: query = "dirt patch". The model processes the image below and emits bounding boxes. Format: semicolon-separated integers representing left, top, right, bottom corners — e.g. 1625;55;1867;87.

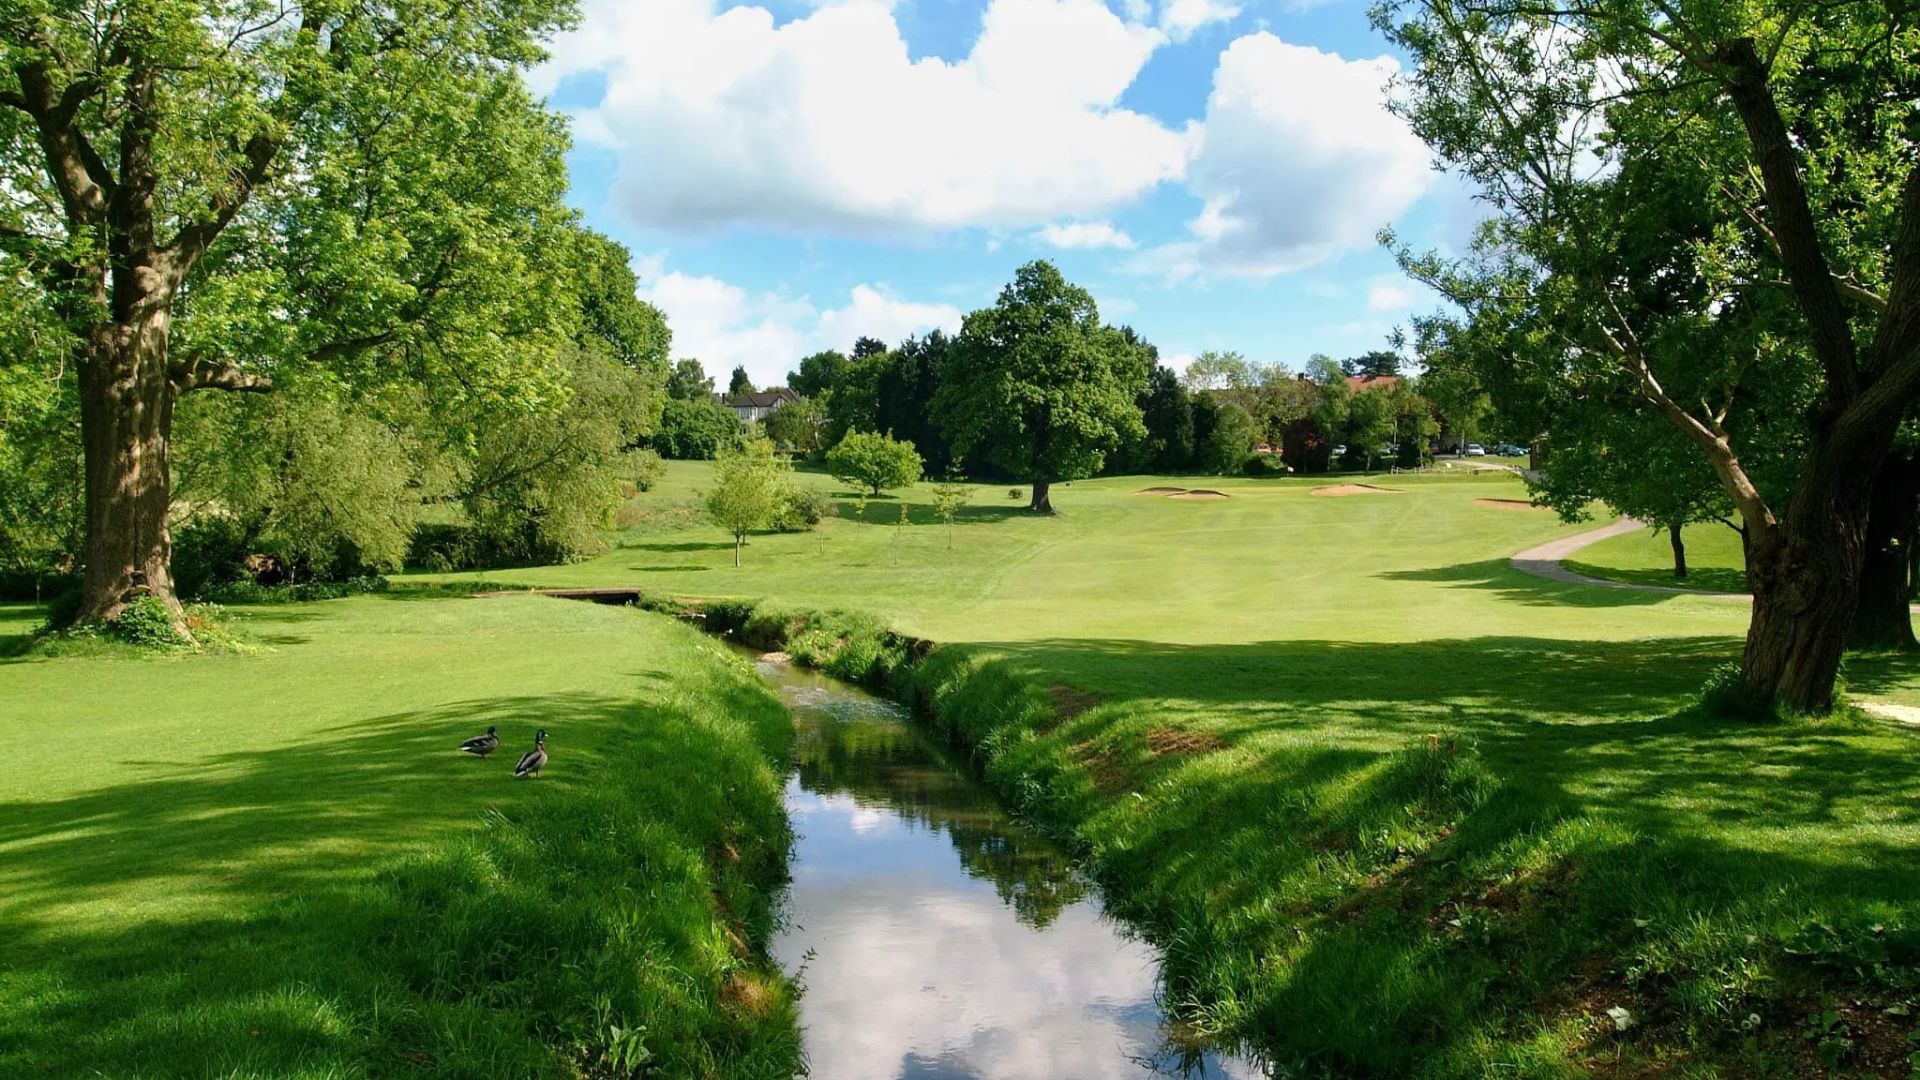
1474;497;1547;511
1046;683;1100;722
1069;739;1132;793
1311;484;1401;497
1135;486;1187;495
1167;489;1230;500
1145;726;1228;756
720;972;777;1019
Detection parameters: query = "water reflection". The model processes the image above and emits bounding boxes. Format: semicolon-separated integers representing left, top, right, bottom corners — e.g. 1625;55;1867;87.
756;659;1262;1080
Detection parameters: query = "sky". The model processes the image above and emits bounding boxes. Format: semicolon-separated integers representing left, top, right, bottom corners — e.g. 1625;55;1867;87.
527;0;1480;389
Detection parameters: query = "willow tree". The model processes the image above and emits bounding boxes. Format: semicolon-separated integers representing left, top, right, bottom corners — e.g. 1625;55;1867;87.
1;0;576;624
1378;0;1920;711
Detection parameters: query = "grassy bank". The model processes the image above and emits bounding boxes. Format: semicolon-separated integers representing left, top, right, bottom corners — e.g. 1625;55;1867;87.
0;594;800;1078
591;464;1917;1077
1567;521;1751;594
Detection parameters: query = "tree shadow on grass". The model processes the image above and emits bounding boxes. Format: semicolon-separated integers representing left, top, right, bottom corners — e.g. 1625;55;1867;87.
954;633;1920;1072
1379;559;1745;608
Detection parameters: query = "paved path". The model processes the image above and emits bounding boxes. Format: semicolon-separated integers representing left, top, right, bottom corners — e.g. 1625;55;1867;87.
1508;518;1748;599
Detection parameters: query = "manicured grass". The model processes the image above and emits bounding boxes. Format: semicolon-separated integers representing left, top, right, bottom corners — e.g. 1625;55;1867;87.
0;594;800;1077
1567;521;1751;594
475;461;1920;1076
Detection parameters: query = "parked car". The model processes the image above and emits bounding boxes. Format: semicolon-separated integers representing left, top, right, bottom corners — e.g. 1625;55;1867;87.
1465;444;1487;456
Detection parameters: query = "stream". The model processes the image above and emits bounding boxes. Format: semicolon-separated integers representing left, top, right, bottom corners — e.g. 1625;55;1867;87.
746;651;1263;1080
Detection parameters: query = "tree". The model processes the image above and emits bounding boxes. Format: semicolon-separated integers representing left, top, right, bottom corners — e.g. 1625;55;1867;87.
789;350;849;397
1344;387;1396;472
1135;365;1195;473
653;398;741;460
572;231;671;373
851;336;887;360
930;472;972;549
765;395;827;458
706;438;790;566
1344;350;1404;379
728;365;755;397
1379;0;1920;709
0;1;578;626
827;431;924;496
666;359;715;401
935;262;1146;512
1197;401;1258;475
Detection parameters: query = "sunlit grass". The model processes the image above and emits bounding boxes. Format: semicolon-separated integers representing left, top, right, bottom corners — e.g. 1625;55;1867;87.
1567;520;1751;594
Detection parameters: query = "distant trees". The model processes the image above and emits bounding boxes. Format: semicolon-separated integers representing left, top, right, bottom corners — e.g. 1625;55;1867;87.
706;438;791;566
667;360;716;401
789;351;849;397
828;432;924;496
765;396;828;458
728;366;756;397
935;262;1146;512
653;399;742;460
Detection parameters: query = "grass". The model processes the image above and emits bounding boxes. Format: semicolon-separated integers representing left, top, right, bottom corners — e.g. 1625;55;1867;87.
0;594;800;1078
1567;521;1752;594
461;461;1920;1077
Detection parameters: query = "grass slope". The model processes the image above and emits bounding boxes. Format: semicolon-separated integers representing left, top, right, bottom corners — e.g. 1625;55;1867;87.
1567;521;1752;594
486;463;1920;1076
0;595;799;1078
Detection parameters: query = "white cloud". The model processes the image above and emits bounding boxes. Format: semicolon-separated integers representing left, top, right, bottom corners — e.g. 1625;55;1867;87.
1366;281;1415;312
539;0;1185;233
1136;34;1434;281
1159;0;1241;40
1035;220;1137;250
638;265;962;388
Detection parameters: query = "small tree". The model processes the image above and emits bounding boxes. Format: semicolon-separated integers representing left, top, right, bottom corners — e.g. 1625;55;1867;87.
827;431;924;496
706;438;789;566
728;366;756;397
930;472;972;549
765;396;828;457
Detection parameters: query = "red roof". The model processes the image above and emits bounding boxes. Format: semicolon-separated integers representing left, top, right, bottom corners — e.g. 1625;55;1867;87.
1346;374;1400;392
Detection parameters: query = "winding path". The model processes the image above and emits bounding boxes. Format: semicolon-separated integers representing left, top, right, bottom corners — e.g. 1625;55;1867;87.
1508;518;1747;599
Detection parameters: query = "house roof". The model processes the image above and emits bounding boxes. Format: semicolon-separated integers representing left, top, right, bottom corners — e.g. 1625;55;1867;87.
725;388;799;409
1346;374;1401;392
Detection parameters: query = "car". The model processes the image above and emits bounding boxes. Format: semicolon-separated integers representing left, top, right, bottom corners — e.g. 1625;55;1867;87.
1333;444;1347;457
1465;444;1487;456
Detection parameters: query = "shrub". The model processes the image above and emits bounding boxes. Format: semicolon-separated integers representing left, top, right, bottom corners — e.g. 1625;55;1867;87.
653;398;742;460
773;487;829;532
1699;661;1773;721
1008;487;1024;500
199;576;389;604
110;595;189;648
627;447;666;491
171;515;254;599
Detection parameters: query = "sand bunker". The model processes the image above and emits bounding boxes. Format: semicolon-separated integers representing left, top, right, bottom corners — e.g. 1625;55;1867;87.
1167;489;1230;500
1474;498;1547;511
1135;486;1187;495
1311;484;1400;497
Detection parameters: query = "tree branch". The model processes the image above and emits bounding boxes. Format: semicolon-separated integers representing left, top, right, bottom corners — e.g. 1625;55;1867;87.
1717;36;1860;403
169;357;274;394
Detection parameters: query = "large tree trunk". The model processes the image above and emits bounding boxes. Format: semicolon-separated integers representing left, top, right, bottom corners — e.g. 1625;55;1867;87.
1029;477;1053;513
75;317;181;624
1848;451;1919;651
1741;470;1873;713
1668;524;1688;580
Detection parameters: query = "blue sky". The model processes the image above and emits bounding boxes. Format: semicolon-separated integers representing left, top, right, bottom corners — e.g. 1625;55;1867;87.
530;0;1473;388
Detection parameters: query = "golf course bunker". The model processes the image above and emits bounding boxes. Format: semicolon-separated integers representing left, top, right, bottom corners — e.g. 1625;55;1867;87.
1167;489;1230;500
1474;498;1547;511
1135;486;1187;495
1311;484;1401;497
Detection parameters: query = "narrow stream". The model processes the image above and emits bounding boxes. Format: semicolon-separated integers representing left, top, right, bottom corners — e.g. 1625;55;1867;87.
746;651;1263;1080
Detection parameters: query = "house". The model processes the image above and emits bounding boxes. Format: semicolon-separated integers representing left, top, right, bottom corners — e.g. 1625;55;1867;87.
725;388;799;424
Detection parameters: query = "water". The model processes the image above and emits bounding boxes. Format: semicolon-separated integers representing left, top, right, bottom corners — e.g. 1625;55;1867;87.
749;653;1263;1080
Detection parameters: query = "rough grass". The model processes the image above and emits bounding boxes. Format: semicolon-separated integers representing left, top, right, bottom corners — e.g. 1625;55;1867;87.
510;462;1920;1077
0;594;800;1078
1567;521;1752;594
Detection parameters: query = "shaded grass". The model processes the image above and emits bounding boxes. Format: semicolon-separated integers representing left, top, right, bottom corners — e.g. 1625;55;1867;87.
0;595;800;1077
1567;521;1752;595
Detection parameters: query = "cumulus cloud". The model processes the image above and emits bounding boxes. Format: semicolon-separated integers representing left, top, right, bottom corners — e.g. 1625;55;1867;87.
637;264;962;388
1366;280;1415;312
1159;0;1241;40
1035;221;1137;250
538;0;1185;233
1136;34;1434;280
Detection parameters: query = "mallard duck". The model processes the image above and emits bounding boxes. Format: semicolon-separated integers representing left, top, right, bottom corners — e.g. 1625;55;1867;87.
458;725;500;757
514;730;547;778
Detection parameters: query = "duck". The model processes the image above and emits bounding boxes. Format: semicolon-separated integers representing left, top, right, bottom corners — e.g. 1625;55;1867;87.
458;725;500;757
514;729;547;778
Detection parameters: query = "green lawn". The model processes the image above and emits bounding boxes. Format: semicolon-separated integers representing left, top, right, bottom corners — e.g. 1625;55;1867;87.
1568;520;1752;594
0;594;800;1077
454;461;1919;1076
